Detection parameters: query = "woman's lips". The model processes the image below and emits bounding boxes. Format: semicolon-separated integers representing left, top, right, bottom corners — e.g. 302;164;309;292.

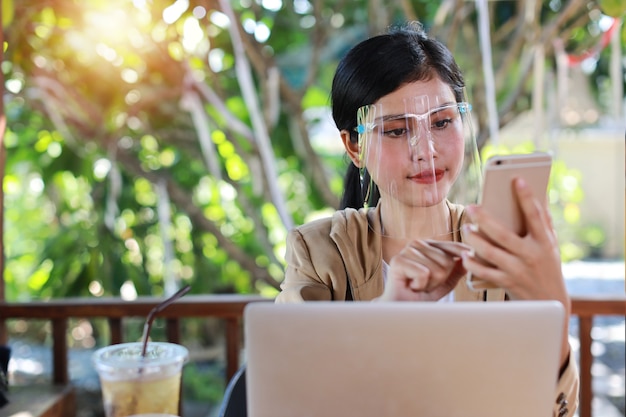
409;169;444;184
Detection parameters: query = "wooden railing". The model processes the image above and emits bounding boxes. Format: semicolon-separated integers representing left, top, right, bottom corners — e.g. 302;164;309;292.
0;294;272;385
0;294;624;417
570;295;626;417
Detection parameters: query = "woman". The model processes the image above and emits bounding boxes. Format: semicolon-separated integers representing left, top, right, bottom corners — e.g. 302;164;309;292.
275;21;577;416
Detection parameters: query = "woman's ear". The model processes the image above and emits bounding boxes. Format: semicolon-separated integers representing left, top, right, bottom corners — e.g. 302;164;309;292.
340;130;361;167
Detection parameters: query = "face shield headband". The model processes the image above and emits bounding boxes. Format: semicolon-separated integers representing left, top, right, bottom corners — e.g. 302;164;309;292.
356;95;482;240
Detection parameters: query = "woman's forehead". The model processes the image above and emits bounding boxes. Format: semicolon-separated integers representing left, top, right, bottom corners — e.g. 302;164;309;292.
374;78;456;112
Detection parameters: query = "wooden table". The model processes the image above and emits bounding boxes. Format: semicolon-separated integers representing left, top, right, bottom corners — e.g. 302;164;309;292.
0;385;75;417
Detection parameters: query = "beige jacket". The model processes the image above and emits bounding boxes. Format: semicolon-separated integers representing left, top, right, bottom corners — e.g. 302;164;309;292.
276;201;579;417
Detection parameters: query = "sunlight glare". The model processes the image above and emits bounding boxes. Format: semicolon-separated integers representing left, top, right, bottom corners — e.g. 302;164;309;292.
210;11;230;28
580;57;597;74
6;78;23;94
261;0;282;12
209;48;225;72
84;8;131;46
89;280;104;296
8;358;44;376
33;55;47;68
125;89;142;105
219;182;237;201
182;17;205;53
127;116;142;130
330;13;344;28
120;280;138;300
127;27;146;49
96;43;118;62
294;0;312;14
94;158;112;180
46;142;62;158
300;15;316;28
152;22;168;42
119;136;134;149
3;175;20;195
598;15;615;31
163;0;189;25
243;18;256;34
121;68;139;83
254;22;271;42
29;177;45;194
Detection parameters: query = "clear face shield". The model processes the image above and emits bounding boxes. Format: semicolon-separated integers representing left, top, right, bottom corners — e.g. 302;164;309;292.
356;95;482;240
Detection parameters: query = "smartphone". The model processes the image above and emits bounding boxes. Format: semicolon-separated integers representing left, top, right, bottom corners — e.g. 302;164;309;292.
467;152;553;291
480;152;552;236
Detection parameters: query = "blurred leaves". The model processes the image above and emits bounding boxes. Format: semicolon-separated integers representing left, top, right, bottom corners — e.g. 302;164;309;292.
2;0;620;300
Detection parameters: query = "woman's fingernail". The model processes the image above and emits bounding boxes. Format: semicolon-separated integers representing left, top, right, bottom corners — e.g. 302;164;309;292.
516;177;527;188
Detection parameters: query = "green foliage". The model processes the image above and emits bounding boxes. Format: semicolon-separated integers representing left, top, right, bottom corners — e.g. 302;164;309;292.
599;0;626;17
182;364;226;405
2;0;620;304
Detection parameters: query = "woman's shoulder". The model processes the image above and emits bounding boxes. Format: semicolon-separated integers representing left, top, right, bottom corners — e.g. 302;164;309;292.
290;207;369;238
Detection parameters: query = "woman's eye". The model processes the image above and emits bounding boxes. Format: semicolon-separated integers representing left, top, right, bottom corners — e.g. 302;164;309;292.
383;128;409;138
432;118;452;129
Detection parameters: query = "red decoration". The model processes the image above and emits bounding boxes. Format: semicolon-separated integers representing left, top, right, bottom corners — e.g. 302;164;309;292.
566;18;621;66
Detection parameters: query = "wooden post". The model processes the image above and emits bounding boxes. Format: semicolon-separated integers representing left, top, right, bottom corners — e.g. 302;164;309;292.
225;317;240;383
52;319;69;384
108;318;123;345
166;318;180;344
578;316;593;417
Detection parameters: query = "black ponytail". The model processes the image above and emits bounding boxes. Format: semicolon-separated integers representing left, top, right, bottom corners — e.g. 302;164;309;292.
339;165;380;210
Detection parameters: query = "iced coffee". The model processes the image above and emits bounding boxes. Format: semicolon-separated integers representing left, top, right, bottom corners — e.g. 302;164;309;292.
93;342;189;417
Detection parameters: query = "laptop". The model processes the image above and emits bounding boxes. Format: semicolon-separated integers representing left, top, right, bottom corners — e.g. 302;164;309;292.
244;301;564;417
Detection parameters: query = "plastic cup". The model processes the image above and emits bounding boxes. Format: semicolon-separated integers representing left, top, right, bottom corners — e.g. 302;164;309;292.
92;342;189;417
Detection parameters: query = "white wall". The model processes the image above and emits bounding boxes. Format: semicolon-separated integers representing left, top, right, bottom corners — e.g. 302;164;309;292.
500;119;624;259
554;129;624;258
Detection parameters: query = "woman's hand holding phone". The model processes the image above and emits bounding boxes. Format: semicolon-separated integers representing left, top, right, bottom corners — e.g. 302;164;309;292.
460;176;572;367
461;176;568;301
458;152;572;370
466;153;552;290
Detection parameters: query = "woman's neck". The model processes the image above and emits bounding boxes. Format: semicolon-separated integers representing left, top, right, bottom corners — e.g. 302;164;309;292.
380;199;452;263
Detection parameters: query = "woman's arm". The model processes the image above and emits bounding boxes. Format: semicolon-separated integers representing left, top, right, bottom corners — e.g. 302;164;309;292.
461;177;578;416
553;352;579;417
275;228;335;303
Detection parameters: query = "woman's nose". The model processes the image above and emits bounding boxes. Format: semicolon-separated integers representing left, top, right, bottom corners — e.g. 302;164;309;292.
409;125;436;161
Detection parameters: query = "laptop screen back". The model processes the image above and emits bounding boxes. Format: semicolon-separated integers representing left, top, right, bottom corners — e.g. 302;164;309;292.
244;301;564;417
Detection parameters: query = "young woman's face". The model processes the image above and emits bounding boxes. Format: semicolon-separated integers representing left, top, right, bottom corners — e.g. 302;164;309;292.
361;77;466;207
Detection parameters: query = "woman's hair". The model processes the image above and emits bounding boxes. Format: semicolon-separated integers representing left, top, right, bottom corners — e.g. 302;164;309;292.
332;21;465;209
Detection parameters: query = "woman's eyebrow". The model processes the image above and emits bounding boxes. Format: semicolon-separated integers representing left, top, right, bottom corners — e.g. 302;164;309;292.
430;102;456;113
379;113;410;122
379;103;457;119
